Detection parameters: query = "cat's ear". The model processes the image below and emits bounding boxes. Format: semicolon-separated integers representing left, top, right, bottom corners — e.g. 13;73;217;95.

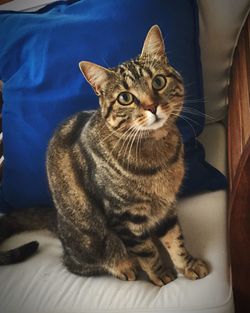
140;25;167;60
79;61;112;95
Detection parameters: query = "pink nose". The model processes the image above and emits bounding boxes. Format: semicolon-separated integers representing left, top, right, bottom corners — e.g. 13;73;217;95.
145;104;157;115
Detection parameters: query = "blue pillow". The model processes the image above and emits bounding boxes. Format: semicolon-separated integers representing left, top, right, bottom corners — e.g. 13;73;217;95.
0;0;226;212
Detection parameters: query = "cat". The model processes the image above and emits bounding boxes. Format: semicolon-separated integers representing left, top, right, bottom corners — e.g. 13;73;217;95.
0;25;208;286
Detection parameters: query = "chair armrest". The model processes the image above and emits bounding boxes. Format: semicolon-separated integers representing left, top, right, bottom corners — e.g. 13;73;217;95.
228;13;250;313
0;0;14;5
0;81;3;179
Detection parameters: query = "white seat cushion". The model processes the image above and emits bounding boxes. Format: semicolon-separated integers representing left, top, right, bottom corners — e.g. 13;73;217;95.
0;123;234;313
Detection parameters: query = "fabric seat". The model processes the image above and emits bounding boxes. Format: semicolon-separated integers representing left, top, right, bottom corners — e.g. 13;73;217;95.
0;122;234;313
3;1;250;312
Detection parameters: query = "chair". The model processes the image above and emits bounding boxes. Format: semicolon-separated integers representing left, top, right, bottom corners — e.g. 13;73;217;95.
0;1;249;312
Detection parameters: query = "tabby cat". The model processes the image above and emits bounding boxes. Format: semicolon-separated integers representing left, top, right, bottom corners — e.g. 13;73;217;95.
0;25;208;286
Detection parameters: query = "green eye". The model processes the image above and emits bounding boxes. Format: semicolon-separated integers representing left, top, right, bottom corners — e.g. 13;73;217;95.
117;92;134;105
152;75;166;91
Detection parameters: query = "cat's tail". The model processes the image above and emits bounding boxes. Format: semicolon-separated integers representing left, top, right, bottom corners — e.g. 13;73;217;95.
0;207;57;265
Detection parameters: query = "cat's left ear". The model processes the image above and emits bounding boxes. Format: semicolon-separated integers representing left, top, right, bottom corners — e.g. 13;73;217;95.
140;25;167;61
79;61;112;95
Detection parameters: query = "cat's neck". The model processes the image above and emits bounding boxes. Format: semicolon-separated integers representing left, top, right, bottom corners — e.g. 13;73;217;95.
87;110;181;168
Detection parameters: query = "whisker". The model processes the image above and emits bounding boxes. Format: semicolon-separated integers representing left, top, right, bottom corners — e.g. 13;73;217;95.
171;112;197;138
183;97;208;103
135;128;142;166
123;127;138;169
179;114;202;127
172;109;203;127
183;81;196;88
181;107;215;121
127;127;140;170
106;125;135;165
113;125;135;155
102;57;111;68
100;128;121;143
118;126;136;158
96;121;126;142
168;100;215;122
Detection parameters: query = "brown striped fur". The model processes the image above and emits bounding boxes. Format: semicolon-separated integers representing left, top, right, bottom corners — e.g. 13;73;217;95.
0;25;208;285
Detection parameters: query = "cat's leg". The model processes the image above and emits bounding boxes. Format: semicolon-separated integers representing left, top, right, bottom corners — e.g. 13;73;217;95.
63;246;136;280
127;238;176;286
58;215;137;281
159;216;209;280
62;235;137;281
63;249;104;276
100;231;137;281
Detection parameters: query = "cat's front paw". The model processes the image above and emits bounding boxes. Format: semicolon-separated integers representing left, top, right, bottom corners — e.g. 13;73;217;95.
114;259;137;281
117;267;137;281
148;268;177;287
183;258;209;280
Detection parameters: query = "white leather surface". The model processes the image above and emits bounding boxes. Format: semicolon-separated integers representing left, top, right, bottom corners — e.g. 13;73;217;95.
0;123;234;313
198;0;250;122
198;122;227;175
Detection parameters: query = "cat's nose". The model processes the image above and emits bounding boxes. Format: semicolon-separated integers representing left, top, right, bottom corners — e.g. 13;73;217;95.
146;104;157;115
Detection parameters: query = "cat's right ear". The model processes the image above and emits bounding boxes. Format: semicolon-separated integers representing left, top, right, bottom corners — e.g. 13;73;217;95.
140;25;167;60
79;61;111;95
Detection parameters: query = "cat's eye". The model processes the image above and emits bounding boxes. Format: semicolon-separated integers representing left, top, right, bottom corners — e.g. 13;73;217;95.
117;92;134;105
152;75;166;91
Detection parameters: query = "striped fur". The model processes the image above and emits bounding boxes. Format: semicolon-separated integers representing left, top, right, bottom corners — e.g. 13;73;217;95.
0;25;208;285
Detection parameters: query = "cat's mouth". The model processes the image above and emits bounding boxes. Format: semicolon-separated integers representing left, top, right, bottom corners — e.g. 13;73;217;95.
137;111;167;130
145;109;167;130
148;115;166;129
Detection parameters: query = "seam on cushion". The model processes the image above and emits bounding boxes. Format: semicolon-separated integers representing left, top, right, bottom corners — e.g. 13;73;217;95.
225;6;250;112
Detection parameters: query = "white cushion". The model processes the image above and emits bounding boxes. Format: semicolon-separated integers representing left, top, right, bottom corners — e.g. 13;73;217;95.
0;123;234;313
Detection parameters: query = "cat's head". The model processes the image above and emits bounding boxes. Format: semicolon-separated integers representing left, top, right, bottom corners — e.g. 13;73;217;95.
79;25;184;133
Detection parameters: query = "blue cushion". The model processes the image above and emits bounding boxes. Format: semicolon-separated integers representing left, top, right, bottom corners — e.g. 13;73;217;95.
0;0;226;212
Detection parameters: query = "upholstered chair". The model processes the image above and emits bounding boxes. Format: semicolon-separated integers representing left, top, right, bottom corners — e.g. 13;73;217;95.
0;1;249;313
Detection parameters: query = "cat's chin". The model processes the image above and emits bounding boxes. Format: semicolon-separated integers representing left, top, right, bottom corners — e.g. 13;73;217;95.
137;112;167;131
146;117;166;130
